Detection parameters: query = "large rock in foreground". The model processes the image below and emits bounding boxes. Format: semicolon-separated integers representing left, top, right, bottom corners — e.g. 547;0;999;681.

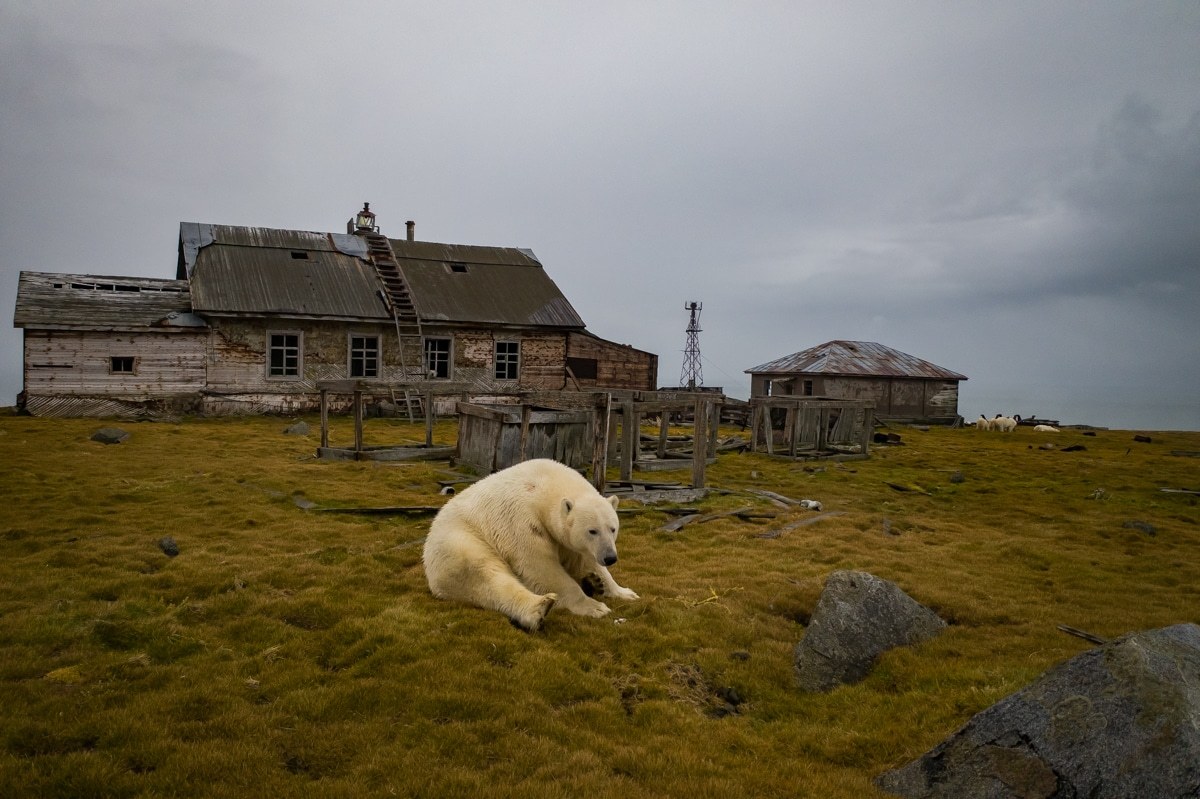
877;623;1200;799
793;570;946;692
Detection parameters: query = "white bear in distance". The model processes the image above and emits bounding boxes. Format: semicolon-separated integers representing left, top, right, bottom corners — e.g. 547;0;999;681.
423;458;639;631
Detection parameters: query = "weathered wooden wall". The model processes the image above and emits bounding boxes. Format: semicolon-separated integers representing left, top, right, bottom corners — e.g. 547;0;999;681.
23;330;206;398
455;402;592;475
566;333;657;391
754;374;959;420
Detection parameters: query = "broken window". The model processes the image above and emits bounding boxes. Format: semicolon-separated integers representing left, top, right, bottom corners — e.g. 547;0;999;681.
494;340;520;381
802;379;814;396
424;338;451;379
268;331;301;378
566;357;598;380
349;335;379;378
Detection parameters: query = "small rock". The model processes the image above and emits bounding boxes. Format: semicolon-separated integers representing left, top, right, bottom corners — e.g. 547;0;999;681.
158;536;179;557
1133;434;1153;443
794;571;945;692
91;427;130;445
283;421;310;436
949;471;964;484
1122;520;1157;536
730;650;751;661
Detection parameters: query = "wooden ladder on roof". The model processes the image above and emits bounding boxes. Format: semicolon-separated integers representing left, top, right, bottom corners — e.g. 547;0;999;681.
363;232;424;421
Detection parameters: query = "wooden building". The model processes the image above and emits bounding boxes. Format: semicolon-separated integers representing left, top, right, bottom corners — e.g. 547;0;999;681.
13;205;657;417
745;340;967;424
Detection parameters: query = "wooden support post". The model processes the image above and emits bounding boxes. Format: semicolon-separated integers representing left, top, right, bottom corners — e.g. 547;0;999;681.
320;389;330;449
519;405;532;461
749;404;760;453
620;399;636;482
657;413;669;459
860;404;874;455
590;393;611;493
816;406;827;452
764;404;774;455
353;390;364;454
424;390;434;447
708;400;720;458
692;398;708;488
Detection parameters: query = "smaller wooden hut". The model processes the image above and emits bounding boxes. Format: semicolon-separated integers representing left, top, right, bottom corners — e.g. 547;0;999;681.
746;340;967;425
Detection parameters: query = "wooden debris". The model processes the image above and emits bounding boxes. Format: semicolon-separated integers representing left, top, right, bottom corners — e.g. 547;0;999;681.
308;505;443;516
1160;487;1200;495
754;511;846;539
1169;451;1200;458
1056;624;1107;645
662;506;753;532
885;482;932;496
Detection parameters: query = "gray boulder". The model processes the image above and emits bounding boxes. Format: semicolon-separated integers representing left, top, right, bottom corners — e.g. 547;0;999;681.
90;427;130;445
877;623;1200;799
794;570;946;692
283;421;310;436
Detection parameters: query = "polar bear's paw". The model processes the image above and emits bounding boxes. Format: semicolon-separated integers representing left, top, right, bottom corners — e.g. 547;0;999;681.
580;573;605;597
577;598;612;618
609;585;640;602
510;593;557;633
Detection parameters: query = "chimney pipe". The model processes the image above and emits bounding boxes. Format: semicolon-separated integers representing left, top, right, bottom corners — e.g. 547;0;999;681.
406;220;415;241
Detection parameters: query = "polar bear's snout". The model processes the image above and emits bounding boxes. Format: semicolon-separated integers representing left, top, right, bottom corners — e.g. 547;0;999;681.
602;550;618;567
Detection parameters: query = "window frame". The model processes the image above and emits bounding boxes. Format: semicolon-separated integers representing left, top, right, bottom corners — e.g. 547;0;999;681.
423;337;452;380
266;330;303;380
494;339;520;381
109;356;136;375
348;333;380;379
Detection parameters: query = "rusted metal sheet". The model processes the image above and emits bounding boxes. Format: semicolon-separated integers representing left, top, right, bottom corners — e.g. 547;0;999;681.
14;272;194;330
747;340;967;381
389;239;585;329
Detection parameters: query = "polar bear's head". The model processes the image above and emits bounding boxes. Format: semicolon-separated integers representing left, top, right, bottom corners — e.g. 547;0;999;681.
560;494;621;566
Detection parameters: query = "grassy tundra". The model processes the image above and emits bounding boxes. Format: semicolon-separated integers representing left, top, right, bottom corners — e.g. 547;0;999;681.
1;414;1197;798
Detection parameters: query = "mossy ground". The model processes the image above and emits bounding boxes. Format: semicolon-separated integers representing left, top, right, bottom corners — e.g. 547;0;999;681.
1;414;1197;797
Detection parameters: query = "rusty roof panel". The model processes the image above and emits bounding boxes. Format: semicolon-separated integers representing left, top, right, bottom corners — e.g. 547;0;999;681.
389;240;585;329
747;340;967;380
186;230;390;320
14;271;196;329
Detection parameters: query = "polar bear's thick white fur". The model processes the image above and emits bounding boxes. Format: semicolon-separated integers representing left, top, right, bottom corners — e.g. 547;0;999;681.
1033;424;1060;432
422;458;638;631
976;415;993;431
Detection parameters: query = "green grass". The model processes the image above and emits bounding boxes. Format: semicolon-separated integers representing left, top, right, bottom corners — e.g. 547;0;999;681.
1;414;1198;797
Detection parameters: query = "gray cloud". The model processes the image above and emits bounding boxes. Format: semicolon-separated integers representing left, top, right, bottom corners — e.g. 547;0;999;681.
2;1;1198;429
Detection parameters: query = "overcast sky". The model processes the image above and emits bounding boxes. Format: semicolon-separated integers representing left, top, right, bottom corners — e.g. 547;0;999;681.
2;1;1198;429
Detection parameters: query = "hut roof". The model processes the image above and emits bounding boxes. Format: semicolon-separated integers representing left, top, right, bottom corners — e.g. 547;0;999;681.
746;340;967;381
14;271;199;330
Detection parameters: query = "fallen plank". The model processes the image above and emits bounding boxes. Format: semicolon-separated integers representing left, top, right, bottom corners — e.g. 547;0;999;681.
661;505;758;533
753;511;846;539
1056;624;1107;645
1160;487;1200;495
309;505;443;516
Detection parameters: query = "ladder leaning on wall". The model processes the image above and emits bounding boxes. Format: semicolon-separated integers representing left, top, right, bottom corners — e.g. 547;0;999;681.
362;232;424;422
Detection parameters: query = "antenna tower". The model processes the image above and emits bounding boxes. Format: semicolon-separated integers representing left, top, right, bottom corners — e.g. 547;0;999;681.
680;301;703;389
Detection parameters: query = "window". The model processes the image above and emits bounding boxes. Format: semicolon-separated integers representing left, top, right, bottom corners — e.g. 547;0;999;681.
268;332;302;378
566;356;597;380
110;356;135;374
802;379;814;396
495;340;520;380
448;262;469;273
290;251;310;260
349;335;379;378
424;338;451;379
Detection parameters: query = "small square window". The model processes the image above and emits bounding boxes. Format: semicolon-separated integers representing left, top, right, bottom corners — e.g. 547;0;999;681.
290;251;310;260
448;262;469;273
424;338;451;379
350;335;379;378
268;332;302;378
111;356;135;374
495;341;519;380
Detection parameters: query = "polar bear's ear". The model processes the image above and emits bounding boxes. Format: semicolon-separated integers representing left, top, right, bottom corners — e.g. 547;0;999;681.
562;498;574;515
607;495;619;510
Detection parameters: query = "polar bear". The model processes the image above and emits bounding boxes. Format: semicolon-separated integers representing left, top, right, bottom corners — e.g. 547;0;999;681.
422;458;639;631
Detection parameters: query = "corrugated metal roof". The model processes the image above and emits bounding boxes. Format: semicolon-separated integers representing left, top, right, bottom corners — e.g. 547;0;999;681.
179;223;585;328
746;340;967;380
14;271;196;329
185;224;390;320
390;238;585;328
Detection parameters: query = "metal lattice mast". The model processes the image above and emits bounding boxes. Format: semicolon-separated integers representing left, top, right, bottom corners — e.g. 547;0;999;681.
680;301;703;389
